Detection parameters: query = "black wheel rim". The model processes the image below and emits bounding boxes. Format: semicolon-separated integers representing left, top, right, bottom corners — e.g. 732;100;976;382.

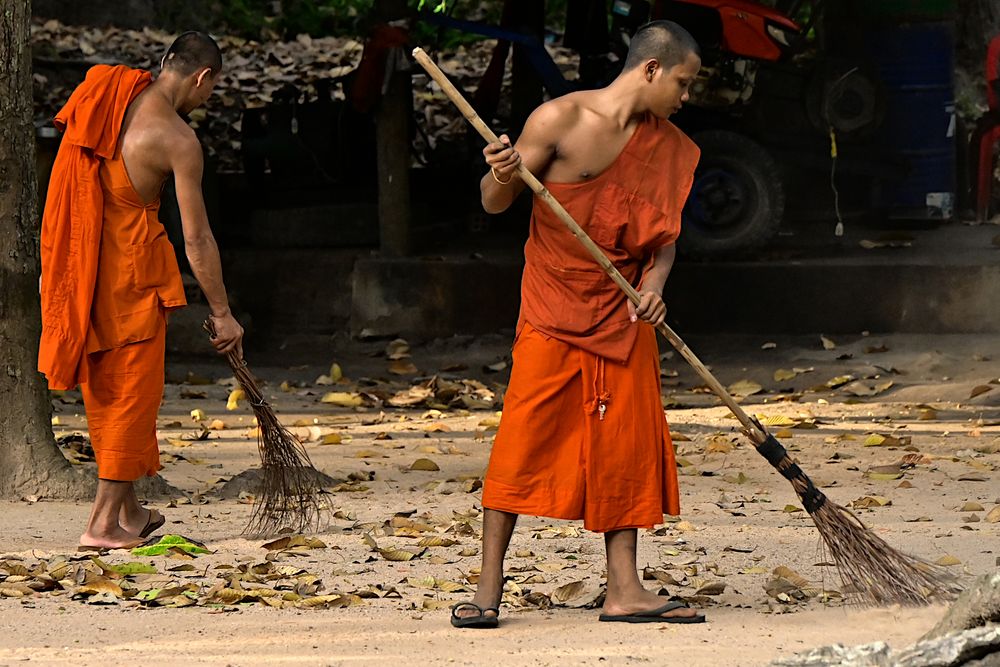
685;166;758;237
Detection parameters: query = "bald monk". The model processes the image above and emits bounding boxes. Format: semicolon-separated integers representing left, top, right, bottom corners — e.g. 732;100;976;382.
38;32;244;550
451;21;704;628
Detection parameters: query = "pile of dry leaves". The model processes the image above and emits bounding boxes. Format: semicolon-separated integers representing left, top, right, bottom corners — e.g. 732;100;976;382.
30;18;578;173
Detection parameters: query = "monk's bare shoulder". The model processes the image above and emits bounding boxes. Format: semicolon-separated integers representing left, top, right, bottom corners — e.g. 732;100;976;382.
521;95;585;149
167;118;200;154
124;95;199;164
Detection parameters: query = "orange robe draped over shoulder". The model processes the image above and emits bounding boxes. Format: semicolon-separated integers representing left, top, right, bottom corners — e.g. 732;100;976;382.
38;65;187;481
482;114;700;532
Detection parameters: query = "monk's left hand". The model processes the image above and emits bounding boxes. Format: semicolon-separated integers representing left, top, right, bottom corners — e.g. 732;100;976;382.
208;312;245;359
629;290;666;327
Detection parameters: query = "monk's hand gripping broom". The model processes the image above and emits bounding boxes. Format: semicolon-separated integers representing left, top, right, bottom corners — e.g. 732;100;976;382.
412;47;959;606
204;320;326;536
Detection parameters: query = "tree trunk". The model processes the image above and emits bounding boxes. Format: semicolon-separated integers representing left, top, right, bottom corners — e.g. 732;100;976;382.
0;0;93;500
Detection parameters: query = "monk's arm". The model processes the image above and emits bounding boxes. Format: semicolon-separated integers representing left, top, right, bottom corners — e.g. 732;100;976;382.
640;243;676;296
172;136;244;355
480;103;561;214
632;244;675;326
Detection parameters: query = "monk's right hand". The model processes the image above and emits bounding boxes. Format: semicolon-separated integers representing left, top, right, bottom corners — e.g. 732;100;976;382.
484;134;520;181
209;311;244;359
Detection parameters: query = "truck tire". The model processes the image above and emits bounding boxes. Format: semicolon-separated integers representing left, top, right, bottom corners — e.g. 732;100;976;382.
679;130;785;257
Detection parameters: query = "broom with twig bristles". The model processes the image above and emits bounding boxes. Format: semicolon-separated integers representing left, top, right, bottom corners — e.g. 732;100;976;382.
412;47;960;606
204;320;326;536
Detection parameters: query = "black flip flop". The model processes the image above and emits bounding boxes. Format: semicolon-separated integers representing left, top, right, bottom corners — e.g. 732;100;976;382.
598;600;706;624
450;602;500;629
139;509;166;539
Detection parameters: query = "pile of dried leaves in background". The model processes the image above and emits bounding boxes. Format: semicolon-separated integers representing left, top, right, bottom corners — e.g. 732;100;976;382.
30;19;578;172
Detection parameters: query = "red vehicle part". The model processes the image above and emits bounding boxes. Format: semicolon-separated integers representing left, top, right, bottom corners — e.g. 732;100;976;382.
656;0;801;61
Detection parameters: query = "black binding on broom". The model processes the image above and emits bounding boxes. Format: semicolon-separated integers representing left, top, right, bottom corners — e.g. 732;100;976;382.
755;433;826;514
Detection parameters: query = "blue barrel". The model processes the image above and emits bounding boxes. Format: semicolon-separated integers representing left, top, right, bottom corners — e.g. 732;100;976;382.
866;22;956;219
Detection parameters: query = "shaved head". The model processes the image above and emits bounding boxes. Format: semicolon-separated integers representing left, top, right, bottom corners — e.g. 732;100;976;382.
623;20;700;71
161;31;223;76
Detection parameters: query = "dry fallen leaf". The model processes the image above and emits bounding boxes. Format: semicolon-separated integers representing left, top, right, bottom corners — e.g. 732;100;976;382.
820;335;837;350
825;375;855;389
935;555;961;566
842;380;894;397
551;580;586;604
389;360;419;376
970;385;994;399
320;392;364;407
226;388;245;411
865;464;904;481
773;369;798;382
410;458;440;471
417;536;458;548
329;363;343;383
757;414;797;428
385;338;411;360
695;581;726;596
379;548;424;562
960;502;985;512
728;379;763;397
852;495;892;509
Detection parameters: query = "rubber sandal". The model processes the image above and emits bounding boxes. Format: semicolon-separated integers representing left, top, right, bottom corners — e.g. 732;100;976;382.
598;600;706;624
450;602;500;629
139;509;166;539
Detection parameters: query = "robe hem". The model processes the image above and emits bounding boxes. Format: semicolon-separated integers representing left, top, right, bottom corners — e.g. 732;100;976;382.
482;498;673;533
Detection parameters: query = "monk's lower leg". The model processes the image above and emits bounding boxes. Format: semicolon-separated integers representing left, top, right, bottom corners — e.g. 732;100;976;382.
80;479;144;548
460;508;517;618
604;529;645;598
118;484;152;535
603;529;699;619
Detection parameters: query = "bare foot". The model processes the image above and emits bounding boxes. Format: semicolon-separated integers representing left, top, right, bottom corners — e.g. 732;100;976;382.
602;587;701;620
79;524;147;550
120;506;163;538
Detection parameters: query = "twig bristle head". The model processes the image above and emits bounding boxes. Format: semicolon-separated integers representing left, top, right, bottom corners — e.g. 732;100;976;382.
809;501;960;606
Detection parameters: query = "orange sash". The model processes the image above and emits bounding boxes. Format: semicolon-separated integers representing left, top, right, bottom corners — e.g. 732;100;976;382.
38;64;186;389
518;114;699;363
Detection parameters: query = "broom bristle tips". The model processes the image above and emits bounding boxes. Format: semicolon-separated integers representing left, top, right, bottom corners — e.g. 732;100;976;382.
228;358;328;537
811;501;959;606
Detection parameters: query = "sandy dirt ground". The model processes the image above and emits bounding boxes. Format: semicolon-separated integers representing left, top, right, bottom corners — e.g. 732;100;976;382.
1;330;998;667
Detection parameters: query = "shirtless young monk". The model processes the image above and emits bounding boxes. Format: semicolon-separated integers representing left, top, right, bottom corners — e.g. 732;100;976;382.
451;21;705;627
38;32;244;550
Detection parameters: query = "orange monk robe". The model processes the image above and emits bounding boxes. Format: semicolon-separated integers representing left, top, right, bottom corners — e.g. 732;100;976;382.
38;65;187;481
482;114;700;532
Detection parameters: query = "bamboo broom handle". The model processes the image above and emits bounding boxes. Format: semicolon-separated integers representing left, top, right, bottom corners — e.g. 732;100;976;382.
412;47;767;442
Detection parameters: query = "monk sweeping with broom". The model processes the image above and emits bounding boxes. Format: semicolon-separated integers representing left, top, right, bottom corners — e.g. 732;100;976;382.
449;21;705;627
38;32;244;550
422;18;956;629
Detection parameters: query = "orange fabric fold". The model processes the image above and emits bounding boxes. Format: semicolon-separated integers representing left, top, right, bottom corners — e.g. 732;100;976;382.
482;322;680;532
518;114;700;363
84;141;186;353
38;64;155;390
80;311;166;481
